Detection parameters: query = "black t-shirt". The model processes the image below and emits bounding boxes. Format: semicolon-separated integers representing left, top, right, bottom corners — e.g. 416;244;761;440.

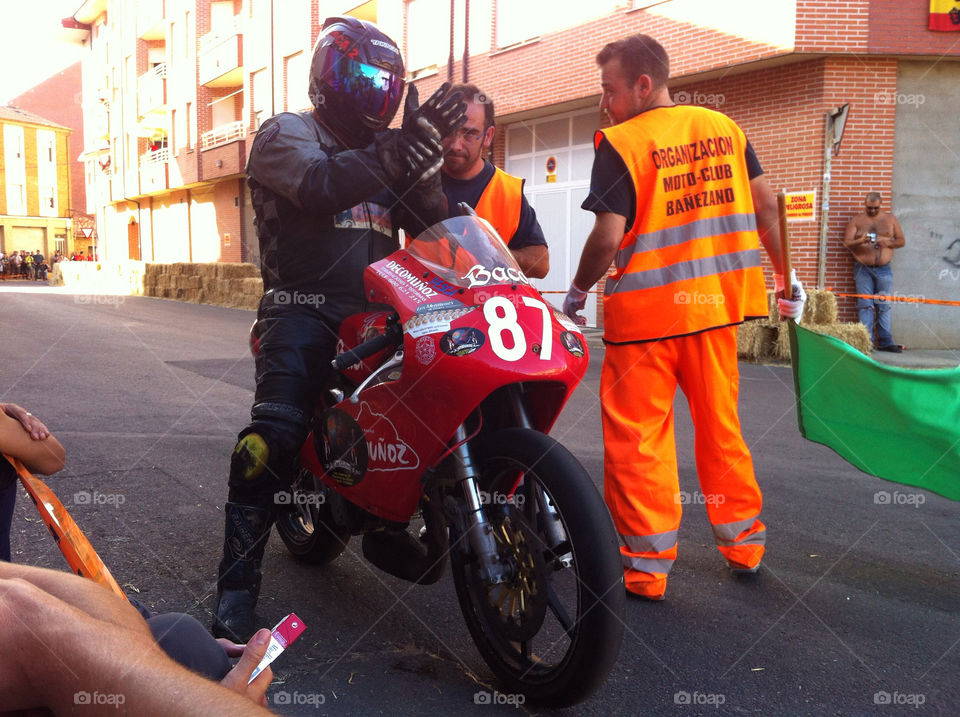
582;136;764;226
442;162;547;250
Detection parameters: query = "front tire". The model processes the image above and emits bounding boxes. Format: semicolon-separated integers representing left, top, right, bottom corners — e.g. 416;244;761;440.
275;467;350;564
449;428;625;707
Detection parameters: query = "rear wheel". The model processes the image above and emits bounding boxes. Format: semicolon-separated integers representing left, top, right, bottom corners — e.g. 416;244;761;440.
449;428;624;707
275;467;350;565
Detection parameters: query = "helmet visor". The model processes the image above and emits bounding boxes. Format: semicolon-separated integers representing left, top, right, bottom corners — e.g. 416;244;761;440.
320;50;404;124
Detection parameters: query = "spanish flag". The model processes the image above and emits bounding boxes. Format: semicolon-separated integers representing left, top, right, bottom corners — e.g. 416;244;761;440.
929;0;960;31
789;323;960;501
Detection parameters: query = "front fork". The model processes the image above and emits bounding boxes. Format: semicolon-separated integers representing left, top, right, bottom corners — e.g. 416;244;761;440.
452;387;568;582
451;423;506;584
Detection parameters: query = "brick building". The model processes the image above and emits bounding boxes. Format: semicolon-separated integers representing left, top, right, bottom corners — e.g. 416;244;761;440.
0;106;72;258
62;0;959;346
10;62;88;224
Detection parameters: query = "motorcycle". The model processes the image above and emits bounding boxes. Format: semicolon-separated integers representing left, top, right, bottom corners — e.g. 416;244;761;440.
266;210;625;706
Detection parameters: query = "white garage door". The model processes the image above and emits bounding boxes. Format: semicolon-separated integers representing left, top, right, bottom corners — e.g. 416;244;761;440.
506;108;603;325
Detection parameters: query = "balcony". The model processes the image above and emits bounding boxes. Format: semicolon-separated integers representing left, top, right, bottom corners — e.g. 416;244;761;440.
137;0;166;40
199;30;242;87
140;147;169;194
201;121;245;150
137;64;167;118
201;122;246;179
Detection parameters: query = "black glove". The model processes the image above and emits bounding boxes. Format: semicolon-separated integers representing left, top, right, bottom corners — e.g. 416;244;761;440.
414;82;467;138
374;124;443;187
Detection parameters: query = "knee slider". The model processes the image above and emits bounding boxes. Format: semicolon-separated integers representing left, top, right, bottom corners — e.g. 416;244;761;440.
231;431;272;482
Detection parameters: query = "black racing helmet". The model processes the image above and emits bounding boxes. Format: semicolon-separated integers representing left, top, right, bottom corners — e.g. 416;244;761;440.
309;16;405;147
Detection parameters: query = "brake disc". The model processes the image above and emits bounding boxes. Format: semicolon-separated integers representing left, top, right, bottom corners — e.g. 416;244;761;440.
475;506;550;642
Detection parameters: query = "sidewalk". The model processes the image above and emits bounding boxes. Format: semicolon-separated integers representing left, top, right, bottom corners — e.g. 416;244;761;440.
869;346;960;369
579;327;959;370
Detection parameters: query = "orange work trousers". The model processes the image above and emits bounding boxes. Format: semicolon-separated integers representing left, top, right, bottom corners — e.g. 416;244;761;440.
600;325;765;598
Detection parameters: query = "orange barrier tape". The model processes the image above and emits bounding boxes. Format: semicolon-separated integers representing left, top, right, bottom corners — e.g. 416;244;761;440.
835;293;960;307
4;454;127;600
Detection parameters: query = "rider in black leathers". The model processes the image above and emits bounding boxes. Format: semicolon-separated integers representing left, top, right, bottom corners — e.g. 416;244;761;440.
213;16;466;641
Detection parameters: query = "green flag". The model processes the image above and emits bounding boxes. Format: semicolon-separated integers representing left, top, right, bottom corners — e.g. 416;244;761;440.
789;322;960;501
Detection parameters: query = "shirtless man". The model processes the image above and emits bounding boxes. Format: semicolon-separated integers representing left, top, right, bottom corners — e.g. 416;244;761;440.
843;192;906;352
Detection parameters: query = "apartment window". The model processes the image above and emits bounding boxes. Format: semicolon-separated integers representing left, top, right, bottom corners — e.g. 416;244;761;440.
285;52;309;112
405;0;447;73
252;68;270;129
496;0;545;48
6;184;25;215
211;1;234;36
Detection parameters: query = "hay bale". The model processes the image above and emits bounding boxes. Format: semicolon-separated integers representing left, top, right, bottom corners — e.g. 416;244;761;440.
177;276;202;290
240;277;264;296
804;289;838;325
198;264;219;280
810;322;872;355
768;288;838;325
738;321;779;361
217;262;259;280
773;321;873;361
738;322;761;358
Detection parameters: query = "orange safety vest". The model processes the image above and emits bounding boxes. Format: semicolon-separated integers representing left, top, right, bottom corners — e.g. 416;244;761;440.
597;106;767;343
473;167;523;245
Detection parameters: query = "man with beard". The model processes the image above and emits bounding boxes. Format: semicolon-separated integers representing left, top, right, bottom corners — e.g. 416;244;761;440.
440;84;549;279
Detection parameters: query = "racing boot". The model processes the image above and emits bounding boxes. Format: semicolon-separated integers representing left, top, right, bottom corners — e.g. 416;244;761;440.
213;502;273;642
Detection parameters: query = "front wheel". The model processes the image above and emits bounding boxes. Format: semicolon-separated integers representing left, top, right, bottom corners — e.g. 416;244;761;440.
449;428;625;707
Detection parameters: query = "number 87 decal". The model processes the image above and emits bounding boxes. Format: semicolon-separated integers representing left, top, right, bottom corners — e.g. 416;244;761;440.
482;296;553;362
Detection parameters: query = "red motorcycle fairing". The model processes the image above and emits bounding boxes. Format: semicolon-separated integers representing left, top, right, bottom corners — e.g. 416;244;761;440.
334;310;395;384
302;217;589;522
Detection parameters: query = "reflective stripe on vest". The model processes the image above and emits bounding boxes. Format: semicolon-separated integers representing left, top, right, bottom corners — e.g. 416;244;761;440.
474;167;523;244
596;106;768;343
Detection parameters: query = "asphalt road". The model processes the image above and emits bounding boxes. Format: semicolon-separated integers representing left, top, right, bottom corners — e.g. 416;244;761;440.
2;282;959;716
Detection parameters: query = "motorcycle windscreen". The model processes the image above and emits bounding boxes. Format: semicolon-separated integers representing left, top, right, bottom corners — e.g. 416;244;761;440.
406;216;526;287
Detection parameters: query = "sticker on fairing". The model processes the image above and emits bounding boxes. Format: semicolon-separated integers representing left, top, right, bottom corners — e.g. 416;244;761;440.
415;336;436;365
357;402;420;473
440;327;486;356
414;298;466;314
315;408;367;486
404;306;475;338
553;309;583;334
560;331;585;358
